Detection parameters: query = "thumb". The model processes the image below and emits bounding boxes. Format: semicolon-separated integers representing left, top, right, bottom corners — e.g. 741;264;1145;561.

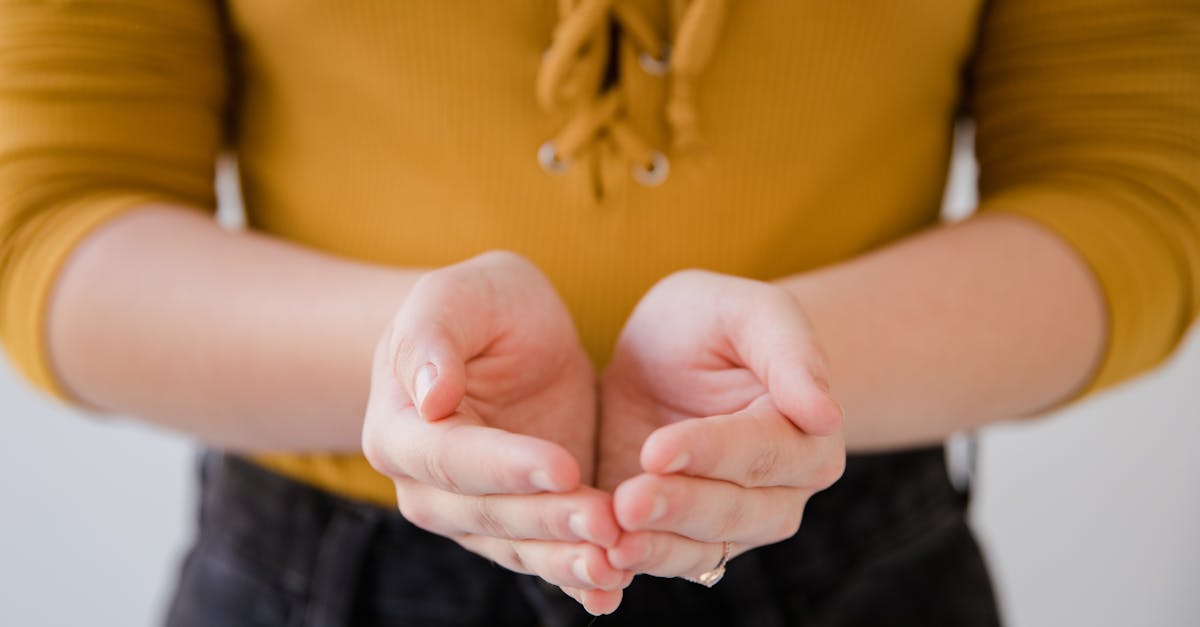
726;287;843;436
764;344;842;437
391;318;469;422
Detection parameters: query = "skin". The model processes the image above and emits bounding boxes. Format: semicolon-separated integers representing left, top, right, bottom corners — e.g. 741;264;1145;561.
48;206;413;451
47;205;1104;615
361;252;630;596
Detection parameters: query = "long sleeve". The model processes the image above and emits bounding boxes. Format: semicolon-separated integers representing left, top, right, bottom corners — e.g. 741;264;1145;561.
969;0;1200;393
0;0;228;396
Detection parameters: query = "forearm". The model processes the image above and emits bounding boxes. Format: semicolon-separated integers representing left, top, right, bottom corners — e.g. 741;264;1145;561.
778;212;1107;451
47;205;420;452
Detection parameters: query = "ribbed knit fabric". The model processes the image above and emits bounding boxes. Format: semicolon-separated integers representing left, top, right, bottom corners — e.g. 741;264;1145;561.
2;0;1197;506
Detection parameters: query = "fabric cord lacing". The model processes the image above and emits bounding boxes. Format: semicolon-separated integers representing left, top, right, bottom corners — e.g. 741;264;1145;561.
536;0;727;190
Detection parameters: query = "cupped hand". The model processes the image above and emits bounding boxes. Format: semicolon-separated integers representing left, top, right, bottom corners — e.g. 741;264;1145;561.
594;270;846;584
362;251;630;614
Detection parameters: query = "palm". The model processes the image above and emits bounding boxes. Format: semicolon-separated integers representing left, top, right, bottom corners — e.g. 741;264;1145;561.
370;251;602;492
596;270;838;492
597;313;766;491
597;275;768;492
455;323;597;483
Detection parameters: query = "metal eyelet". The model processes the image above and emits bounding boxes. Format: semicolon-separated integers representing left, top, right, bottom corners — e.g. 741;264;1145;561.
537;141;571;174
638;45;671;76
631;150;669;187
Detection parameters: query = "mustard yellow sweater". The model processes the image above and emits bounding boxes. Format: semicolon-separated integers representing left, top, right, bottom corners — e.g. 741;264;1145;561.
2;1;1197;507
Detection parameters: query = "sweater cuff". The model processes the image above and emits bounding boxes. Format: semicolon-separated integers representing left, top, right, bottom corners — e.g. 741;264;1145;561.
980;186;1190;396
1;194;175;400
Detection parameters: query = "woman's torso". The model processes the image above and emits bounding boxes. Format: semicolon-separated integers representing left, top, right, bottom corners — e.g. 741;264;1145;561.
227;1;984;505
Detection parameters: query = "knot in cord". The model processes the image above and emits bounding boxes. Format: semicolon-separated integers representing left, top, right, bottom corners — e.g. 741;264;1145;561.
537;0;727;187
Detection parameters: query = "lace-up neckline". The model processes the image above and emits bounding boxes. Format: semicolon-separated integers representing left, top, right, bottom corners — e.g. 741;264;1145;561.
536;0;727;195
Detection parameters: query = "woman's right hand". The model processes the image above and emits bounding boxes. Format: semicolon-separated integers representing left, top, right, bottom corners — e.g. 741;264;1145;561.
362;251;630;614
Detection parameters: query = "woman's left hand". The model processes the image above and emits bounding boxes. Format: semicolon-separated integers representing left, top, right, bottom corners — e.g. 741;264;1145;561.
589;270;847;587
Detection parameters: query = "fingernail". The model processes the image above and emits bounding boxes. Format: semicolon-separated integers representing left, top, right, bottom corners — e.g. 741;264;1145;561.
662;452;690;473
413;363;436;413
529;470;560;492
572;557;598;587
568;512;593;543
649;495;668;522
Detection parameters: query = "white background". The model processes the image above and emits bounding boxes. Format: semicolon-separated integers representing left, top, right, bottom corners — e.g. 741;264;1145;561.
2;140;1198;626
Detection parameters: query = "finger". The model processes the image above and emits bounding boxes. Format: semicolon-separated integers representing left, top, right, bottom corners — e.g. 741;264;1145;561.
388;279;474;421
367;414;581;495
640;402;847;490
561;586;626;616
395;480;621;546
720;284;843;436
612;473;807;545
608;530;738;580
457;536;631;591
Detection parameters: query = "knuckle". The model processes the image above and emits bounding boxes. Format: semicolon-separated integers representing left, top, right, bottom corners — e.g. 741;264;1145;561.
770;502;806;543
813;450;847;490
471;498;511;538
687;545;719;576
423;447;463;493
508;542;530;573
716;500;746;539
745;445;781;486
535;508;559;540
396;494;438;534
639;535;669;571
361;427;397;476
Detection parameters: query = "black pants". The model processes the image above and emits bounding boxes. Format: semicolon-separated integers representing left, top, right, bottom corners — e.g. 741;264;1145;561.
165;448;1001;626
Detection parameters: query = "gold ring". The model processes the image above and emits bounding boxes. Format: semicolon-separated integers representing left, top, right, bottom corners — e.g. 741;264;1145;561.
686;541;731;588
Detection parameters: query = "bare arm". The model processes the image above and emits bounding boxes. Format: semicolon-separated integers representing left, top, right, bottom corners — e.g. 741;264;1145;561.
780;212;1106;451
789;0;1200;451
48;205;421;452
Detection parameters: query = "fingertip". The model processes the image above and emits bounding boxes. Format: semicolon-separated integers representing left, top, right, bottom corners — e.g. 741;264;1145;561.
611;480;639;530
803;388;844;436
481;435;582;495
641;446;691;476
606;531;650;570
549;446;585;490
528;469;561;492
612;476;660;531
772;380;842;437
557;587;618;617
556;457;583;492
580;589;623;616
571;505;621;548
410;359;466;422
528;444;582;493
559;585;585;606
594;523;621;549
572;545;629;591
639;436;672;475
639;423;696;475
